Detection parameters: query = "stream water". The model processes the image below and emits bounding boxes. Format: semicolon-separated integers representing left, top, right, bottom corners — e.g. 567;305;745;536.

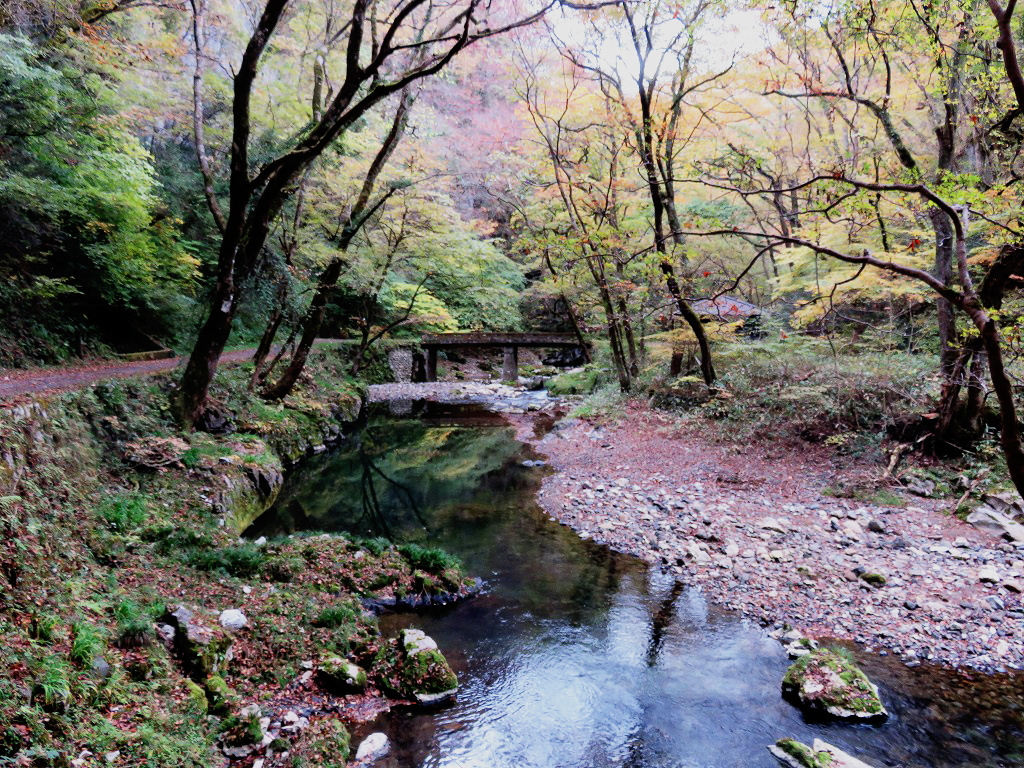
248;404;1024;768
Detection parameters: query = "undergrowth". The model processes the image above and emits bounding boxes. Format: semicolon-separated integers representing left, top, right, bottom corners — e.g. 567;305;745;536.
0;348;467;765
693;338;935;445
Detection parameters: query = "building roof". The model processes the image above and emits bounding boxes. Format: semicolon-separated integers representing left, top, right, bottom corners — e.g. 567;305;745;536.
688;296;761;319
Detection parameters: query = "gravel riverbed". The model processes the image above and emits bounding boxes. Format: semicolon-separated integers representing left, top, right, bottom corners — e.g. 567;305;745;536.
516;402;1024;673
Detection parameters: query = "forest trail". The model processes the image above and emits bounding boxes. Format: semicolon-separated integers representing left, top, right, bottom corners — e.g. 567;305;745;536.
0;348;254;402
0;341;346;403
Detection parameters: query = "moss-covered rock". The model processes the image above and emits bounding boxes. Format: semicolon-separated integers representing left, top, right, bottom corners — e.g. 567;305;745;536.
203;674;239;716
769;738;878;768
782;649;887;722
858;572;887;587
545;368;599;395
162;605;233;680
219;704;265;759
375;628;458;705
318;656;367;693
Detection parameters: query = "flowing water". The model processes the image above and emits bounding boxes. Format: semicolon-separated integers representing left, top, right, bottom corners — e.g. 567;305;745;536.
249;403;1024;768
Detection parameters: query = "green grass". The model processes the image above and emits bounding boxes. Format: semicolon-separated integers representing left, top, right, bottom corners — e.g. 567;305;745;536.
182;544;265;577
113;600;152;648
97;492;148;533
31;652;71;708
312;603;359;629
397;543;461;573
70;621;105;667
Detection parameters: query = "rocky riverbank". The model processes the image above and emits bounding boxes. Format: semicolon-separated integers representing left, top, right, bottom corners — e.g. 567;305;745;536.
515;402;1024;672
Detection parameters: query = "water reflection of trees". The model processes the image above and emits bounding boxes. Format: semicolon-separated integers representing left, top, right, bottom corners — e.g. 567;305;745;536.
253;420;526;538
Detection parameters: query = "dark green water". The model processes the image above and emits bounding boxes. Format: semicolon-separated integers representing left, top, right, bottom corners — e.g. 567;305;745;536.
249;408;1024;767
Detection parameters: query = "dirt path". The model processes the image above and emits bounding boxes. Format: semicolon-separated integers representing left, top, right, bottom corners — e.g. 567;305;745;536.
0;341;349;404
510;401;1024;672
0;349;252;403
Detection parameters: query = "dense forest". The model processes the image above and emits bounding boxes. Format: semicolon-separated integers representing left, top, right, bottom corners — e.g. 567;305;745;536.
7;0;1024;486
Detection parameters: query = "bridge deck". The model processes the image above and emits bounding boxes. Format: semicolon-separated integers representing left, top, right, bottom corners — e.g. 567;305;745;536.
420;332;585;382
421;332;580;348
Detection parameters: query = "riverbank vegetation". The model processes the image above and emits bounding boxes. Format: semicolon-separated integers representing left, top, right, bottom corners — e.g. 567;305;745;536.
0;349;475;765
5;0;1024;491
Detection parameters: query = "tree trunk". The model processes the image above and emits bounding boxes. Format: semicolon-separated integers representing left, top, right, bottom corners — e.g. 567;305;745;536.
661;263;715;385
174;282;237;429
979;317;1024;495
931;208;958;377
965;348;988;438
249;307;284;390
262;258;343;400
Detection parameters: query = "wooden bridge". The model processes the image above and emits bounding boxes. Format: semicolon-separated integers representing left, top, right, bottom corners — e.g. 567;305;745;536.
420;332;584;382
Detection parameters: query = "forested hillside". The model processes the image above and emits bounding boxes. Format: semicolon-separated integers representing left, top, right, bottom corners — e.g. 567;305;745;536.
5;0;1024;479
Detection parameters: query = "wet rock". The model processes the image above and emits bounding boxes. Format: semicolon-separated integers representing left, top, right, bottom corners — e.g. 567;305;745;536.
769;738;878;768
781;649;887;722
376;629;458;705
318;656;367;693
354;732;391;763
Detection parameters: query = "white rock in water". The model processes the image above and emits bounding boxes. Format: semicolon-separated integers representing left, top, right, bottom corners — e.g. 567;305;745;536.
355;732;390;762
768;738;879;768
219;609;249;632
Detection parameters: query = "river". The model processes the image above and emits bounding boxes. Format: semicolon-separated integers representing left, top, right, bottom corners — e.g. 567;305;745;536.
248;403;1024;767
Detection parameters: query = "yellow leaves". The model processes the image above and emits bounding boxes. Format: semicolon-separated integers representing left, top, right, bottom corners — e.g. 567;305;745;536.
773;244;930;326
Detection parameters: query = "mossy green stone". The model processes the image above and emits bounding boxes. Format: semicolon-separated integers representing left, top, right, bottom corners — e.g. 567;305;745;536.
782;649;887;721
769;738;835;767
318;656;368;693
203;674;238;716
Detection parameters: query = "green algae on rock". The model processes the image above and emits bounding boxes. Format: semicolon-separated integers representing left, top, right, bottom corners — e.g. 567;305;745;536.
769;738;879;768
376;628;458;705
781;648;887;722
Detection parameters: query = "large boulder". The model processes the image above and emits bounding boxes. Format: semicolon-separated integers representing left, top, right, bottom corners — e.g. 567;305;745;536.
375;628;458;705
769;738;878;768
966;506;1024;543
781;649;887;722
